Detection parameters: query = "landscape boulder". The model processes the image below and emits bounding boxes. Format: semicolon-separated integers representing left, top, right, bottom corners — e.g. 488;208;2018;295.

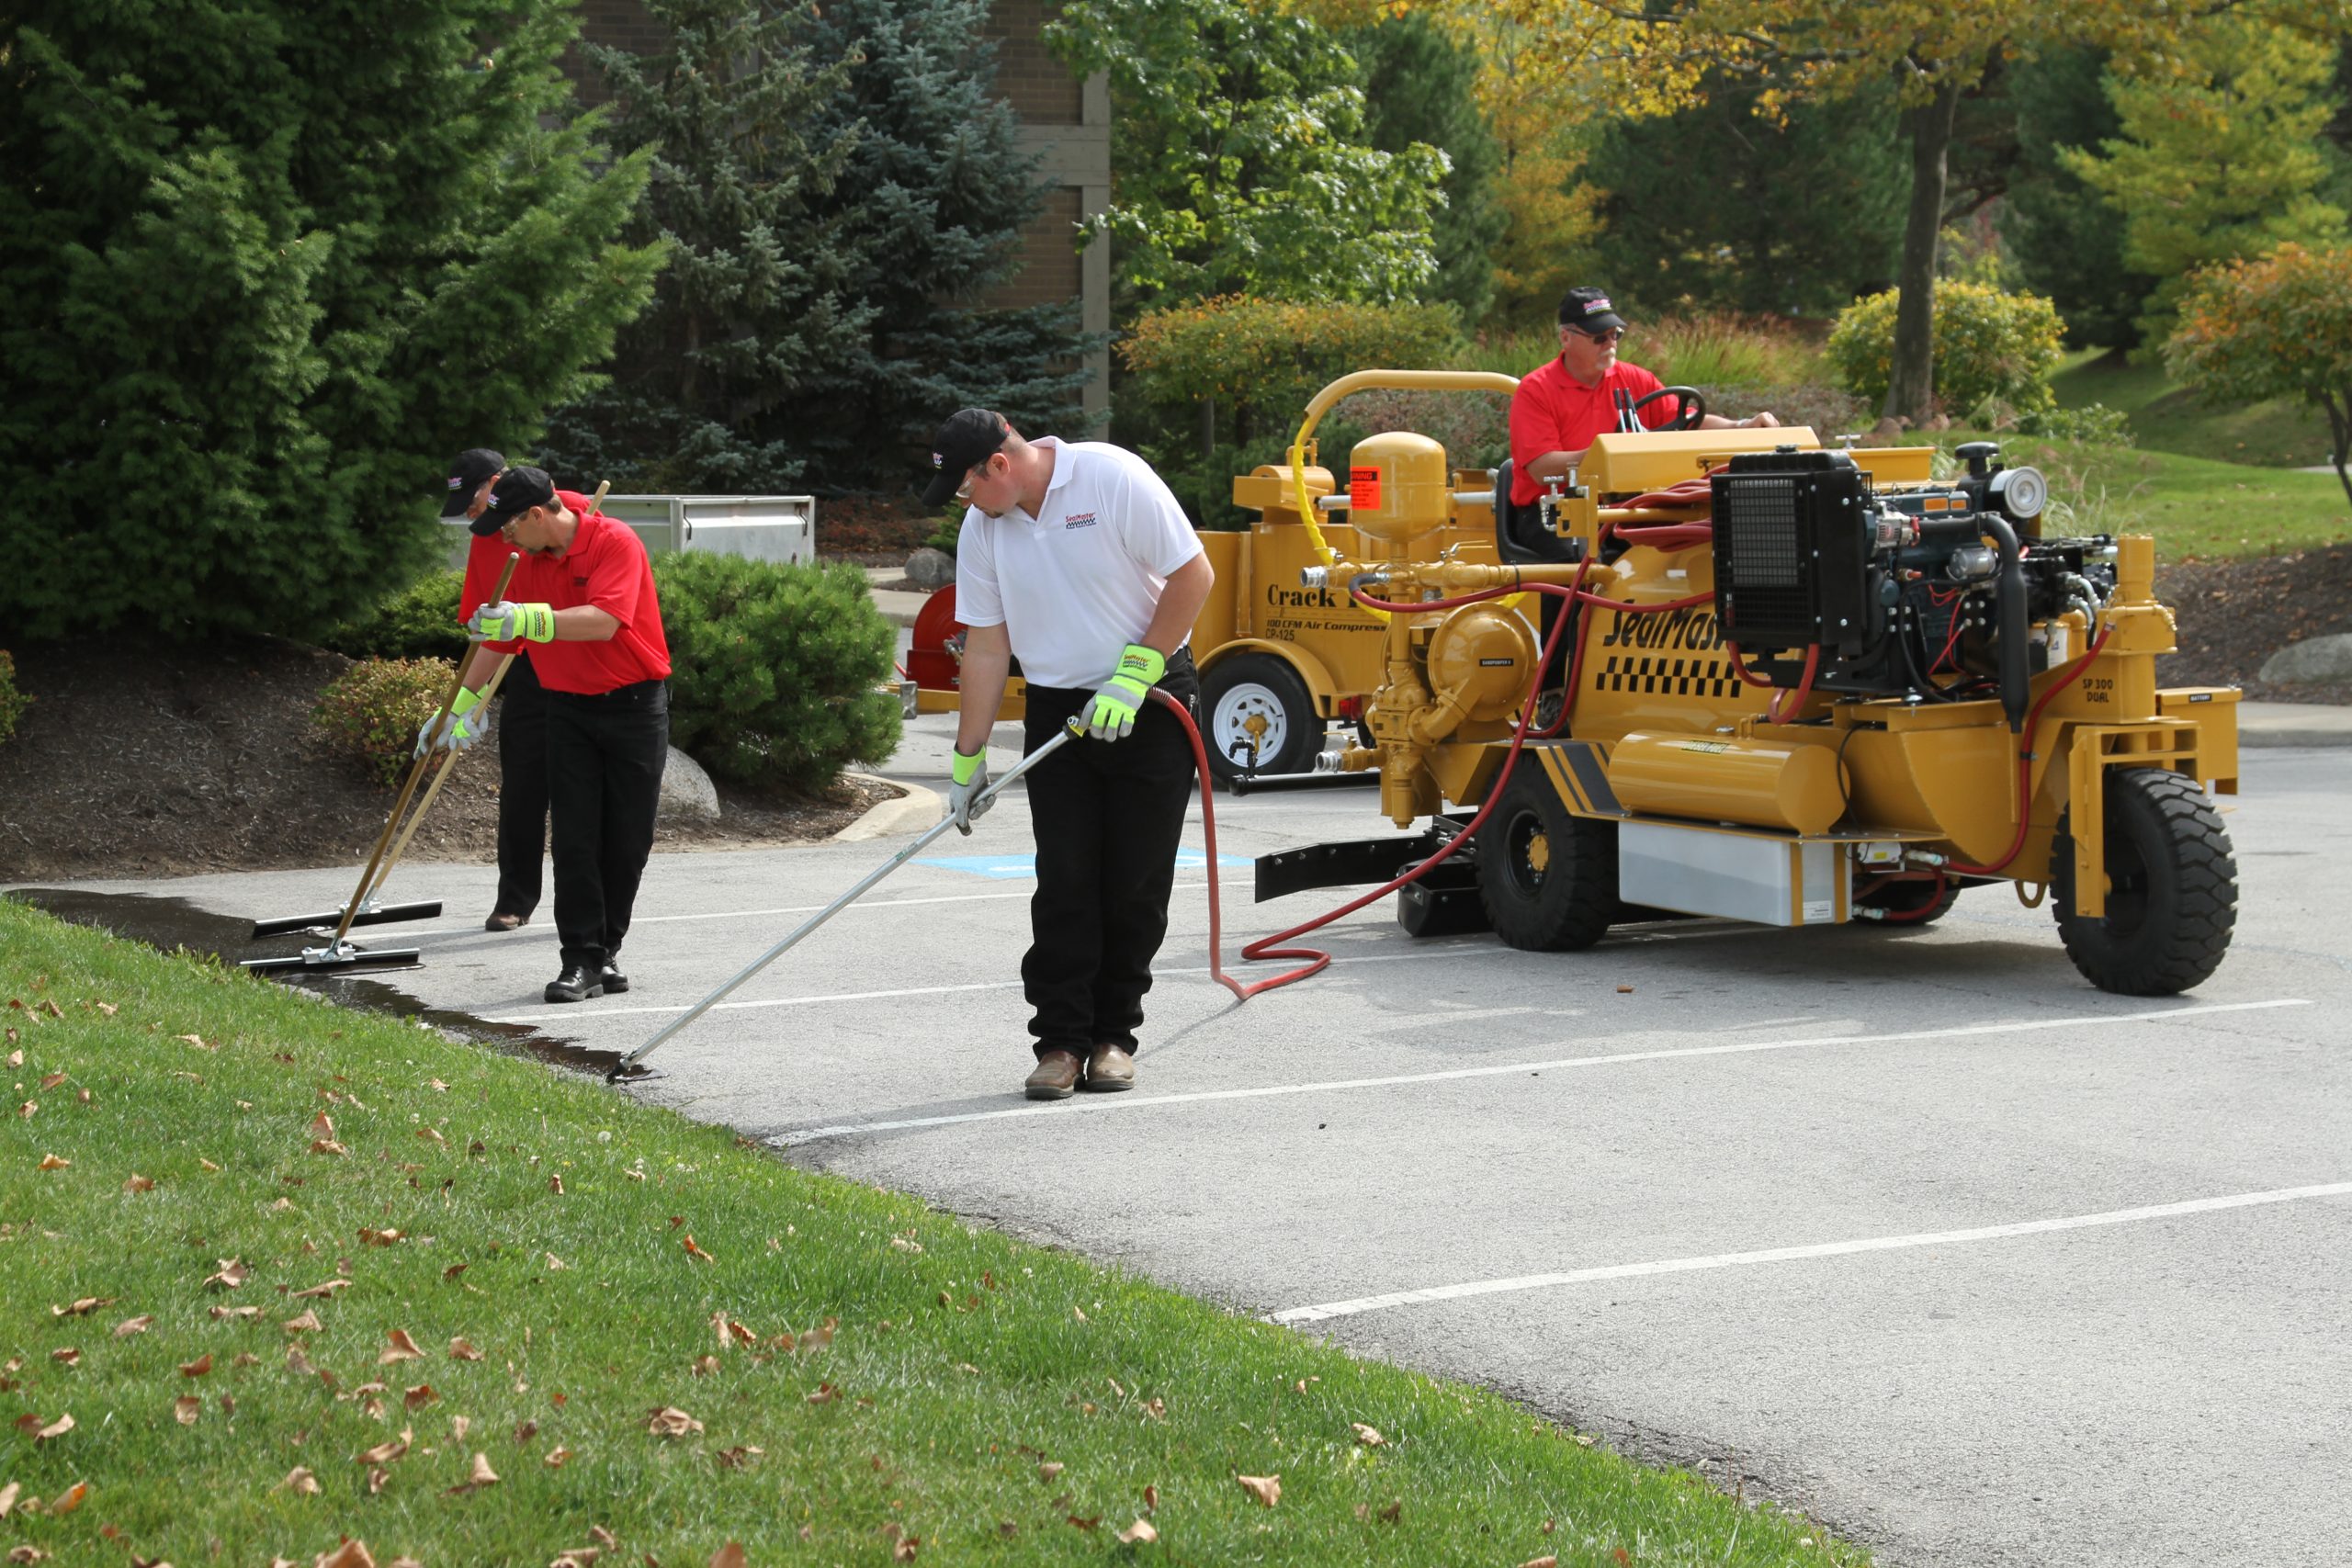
906;547;956;592
2259;633;2352;687
659;746;721;822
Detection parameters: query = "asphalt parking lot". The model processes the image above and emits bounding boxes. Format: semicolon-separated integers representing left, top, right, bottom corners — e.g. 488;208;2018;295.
15;721;2348;1568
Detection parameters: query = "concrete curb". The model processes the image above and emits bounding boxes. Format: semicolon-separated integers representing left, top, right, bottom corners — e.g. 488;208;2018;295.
834;773;940;841
2238;700;2352;749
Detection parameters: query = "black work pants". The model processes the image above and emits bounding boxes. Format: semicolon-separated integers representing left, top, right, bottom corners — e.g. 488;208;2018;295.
1018;651;1199;1057
492;652;549;919
544;680;669;973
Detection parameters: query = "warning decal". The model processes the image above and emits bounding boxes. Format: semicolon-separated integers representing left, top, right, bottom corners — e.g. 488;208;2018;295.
1349;467;1382;512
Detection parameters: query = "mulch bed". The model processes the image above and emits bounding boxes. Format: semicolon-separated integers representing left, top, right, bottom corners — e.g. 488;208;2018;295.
2155;542;2352;705
0;634;900;883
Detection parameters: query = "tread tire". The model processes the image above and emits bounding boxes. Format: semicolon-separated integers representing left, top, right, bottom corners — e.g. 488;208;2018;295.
2054;768;2236;996
1200;653;1320;784
1475;762;1617;952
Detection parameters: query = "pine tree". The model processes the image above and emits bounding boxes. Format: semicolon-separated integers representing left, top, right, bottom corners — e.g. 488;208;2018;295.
545;0;1095;495
2061;16;2346;342
0;1;663;641
1351;13;1506;323
2004;49;2161;351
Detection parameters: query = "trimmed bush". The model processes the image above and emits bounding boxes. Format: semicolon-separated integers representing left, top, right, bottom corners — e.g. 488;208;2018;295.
1826;283;2067;419
321;569;469;661
654;554;900;793
0;650;30;749
2017;402;2136;446
311;658;455;788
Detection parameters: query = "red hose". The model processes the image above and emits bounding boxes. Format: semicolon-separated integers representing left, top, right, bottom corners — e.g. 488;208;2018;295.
1946;624;2115;877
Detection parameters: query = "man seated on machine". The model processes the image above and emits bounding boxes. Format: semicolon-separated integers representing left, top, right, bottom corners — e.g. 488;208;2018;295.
1509;286;1781;513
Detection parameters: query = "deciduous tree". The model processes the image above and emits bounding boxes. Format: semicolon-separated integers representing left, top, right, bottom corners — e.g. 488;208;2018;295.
2165;243;2352;510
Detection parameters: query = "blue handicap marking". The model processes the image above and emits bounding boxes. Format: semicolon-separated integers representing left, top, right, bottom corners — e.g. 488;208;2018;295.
917;847;1250;880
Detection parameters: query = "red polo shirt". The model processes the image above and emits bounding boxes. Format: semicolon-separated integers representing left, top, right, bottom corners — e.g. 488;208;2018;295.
460;491;672;694
1509;357;1671;505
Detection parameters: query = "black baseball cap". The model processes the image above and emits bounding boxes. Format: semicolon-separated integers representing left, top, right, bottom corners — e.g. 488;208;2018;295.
440;447;506;517
470;465;557;536
1558;287;1628;333
922;409;1010;508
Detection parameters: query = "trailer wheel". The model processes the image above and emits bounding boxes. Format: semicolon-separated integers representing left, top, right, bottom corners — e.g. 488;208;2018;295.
2053;768;2236;996
1475;763;1617;951
1200;654;1320;783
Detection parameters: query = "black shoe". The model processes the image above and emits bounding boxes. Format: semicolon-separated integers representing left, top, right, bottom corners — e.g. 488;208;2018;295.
485;911;526;932
543;965;605;1004
599;964;629;995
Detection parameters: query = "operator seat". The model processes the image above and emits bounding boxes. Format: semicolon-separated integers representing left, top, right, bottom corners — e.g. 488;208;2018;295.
1492;457;1579;567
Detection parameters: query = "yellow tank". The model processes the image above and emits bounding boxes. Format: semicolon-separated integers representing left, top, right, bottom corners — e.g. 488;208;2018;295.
1606;731;1848;836
1348;431;1451;545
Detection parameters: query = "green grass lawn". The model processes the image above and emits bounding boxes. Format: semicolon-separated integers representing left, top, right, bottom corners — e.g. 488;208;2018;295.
0;900;1864;1568
1936;434;2351;561
2048;349;2340;471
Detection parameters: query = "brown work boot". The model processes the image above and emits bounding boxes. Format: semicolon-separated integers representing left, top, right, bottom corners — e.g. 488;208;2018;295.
1083;1045;1136;1092
1023;1050;1084;1100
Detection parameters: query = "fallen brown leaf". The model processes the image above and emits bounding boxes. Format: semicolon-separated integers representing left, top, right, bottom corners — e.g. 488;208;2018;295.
0;1482;15;1517
52;1297;112;1317
1118;1518;1159;1545
805;1383;839;1406
35;1153;66;1170
682;1235;715;1264
1520;1558;1560;1568
357;1228;403;1247
646;1406;705;1438
543;1446;572;1468
8;1548;48;1563
1037;1461;1065;1481
209;1305;261;1321
38;1073;65;1092
311;1139;348;1156
202;1258;248;1291
1237;1473;1281;1507
176;1032;212;1050
448;1451;499;1494
198;1156;218;1171
368;1467;390;1495
282;1466;321;1495
282;1311;322;1334
358;1433;410;1465
715;1445;764;1469
415;1128;446;1146
286;1347;319;1377
93;1002;116;1017
379;1330;424;1363
290;1279;350;1300
403;1384;436;1410
179;1353;212;1377
1067;1514;1100;1531
1351;1422;1385;1447
514;1420;538;1444
319;1543;375;1568
50;1348;79;1367
708;1546;747;1568
548;1174;564;1194
692;1355;721;1377
50;1483;85;1515
449;1337;484;1361
123;1173;155;1193
543;1253;570;1271
173;1396;200;1425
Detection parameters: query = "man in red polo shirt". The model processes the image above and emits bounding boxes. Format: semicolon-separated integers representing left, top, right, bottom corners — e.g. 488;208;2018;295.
429;465;673;1004
1509;285;1780;509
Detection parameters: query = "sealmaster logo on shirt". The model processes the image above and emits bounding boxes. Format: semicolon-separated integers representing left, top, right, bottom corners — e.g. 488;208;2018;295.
1063;511;1099;530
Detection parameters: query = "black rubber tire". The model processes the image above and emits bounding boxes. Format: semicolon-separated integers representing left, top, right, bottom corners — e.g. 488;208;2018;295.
1856;876;1962;924
1475;762;1617;951
2053;768;2237;996
1199;653;1321;784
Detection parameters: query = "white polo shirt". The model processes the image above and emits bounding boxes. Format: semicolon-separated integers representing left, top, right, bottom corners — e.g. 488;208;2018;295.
953;438;1204;690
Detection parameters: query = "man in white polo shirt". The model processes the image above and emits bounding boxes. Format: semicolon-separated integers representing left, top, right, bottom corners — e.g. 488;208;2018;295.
924;409;1216;1101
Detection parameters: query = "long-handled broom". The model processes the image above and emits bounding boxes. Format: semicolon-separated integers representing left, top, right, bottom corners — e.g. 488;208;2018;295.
243;547;525;973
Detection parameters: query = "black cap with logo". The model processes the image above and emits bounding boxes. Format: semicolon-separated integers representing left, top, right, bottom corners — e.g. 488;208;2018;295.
441;447;506;517
1557;287;1628;333
470;465;557;536
921;409;1011;508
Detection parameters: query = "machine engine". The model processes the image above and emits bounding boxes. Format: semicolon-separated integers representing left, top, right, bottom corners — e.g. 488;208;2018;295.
1711;442;2114;730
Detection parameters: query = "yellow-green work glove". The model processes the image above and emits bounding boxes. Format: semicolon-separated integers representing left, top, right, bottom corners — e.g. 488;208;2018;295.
414;685;491;756
467;600;556;643
946;747;992;834
1081;643;1164;742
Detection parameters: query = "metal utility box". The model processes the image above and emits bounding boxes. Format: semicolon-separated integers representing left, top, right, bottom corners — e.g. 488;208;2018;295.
444;493;816;569
1615;821;1850;928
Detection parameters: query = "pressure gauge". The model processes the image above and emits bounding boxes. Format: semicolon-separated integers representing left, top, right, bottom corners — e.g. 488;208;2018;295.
1989;465;2047;522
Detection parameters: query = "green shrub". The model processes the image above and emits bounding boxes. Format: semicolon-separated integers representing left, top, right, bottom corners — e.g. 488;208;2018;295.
2017;401;2137;447
321;569;469;661
654;554;901;793
1826;282;2068;418
1121;295;1464;451
0;650;30;748
311;658;455;788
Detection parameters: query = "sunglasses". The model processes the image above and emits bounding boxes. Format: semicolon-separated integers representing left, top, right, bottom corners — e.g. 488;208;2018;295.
1572;327;1628;345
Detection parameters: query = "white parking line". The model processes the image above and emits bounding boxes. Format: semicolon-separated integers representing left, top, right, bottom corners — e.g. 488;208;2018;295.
1269;1180;2352;1325
767;997;2312;1145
